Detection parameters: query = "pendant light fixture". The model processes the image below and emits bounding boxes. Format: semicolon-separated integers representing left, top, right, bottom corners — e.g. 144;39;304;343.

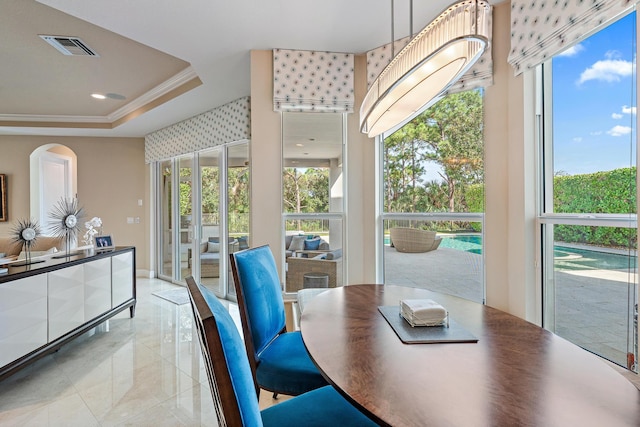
360;0;491;138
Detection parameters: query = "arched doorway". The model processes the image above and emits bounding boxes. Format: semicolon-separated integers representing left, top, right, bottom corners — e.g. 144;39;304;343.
30;144;77;235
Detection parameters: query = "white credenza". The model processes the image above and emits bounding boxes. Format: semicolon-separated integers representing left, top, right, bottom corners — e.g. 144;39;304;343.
0;247;136;379
0;275;48;369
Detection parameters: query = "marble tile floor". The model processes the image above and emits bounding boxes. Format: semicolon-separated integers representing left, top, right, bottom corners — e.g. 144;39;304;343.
1;276;637;426
0;278;287;427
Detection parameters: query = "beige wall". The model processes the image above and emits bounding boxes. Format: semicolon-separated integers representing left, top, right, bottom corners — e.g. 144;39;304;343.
0;135;150;273
483;2;537;322
250;50;284;274
347;54;377;285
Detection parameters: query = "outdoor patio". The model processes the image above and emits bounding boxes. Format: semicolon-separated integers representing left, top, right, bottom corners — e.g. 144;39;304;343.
383;245;638;370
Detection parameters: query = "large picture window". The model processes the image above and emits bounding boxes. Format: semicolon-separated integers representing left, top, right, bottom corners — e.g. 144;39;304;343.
381;90;485;303
282;113;345;293
538;12;638;371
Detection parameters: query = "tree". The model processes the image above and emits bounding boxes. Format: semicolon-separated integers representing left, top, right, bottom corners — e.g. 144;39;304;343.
384;126;430;212
228;166;250;232
384;90;484;213
283;167;330;229
201;167;219;222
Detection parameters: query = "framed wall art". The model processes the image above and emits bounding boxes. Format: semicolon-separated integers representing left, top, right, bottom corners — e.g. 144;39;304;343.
0;174;6;222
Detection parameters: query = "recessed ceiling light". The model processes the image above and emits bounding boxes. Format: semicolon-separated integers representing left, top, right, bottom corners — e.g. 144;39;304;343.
296;143;304;147
91;93;106;100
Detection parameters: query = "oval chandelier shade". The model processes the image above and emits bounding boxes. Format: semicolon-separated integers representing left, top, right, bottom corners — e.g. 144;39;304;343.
360;0;491;138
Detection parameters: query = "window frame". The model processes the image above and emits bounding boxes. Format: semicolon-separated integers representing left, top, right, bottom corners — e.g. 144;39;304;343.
535;11;639;370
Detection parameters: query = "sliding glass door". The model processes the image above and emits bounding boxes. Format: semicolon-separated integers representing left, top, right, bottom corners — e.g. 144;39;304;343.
156;141;250;299
198;149;222;293
227;143;250;297
159;160;173;279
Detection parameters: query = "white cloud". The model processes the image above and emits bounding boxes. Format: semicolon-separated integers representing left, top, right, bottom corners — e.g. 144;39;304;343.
605;50;622;60
622;105;637;115
572;137;583;142
557;44;584;57
612;113;623;119
607;125;632;136
590;131;603;136
577;59;633;84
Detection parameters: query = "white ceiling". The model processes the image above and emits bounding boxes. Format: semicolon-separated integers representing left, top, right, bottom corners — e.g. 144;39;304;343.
1;0;498;138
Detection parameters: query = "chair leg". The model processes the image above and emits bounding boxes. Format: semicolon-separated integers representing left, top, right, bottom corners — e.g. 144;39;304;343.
272;392;278;399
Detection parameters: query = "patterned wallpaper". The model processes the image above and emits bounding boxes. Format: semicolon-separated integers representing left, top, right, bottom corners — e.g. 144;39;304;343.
508;0;635;75
366;9;493;94
145;97;251;163
273;49;354;113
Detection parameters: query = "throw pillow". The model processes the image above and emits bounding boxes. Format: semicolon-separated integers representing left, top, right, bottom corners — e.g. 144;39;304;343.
288;235;306;251
325;248;342;260
207;242;220;253
304;237;321;250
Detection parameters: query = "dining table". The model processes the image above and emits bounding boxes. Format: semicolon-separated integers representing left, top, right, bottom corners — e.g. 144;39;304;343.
299;284;640;426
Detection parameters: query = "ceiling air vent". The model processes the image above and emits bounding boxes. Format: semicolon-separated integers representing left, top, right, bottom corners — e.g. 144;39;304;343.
39;35;99;56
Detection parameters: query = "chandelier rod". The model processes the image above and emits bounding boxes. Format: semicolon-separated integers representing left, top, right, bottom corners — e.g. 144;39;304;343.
410;0;413;37
391;0;395;58
391;0;415;57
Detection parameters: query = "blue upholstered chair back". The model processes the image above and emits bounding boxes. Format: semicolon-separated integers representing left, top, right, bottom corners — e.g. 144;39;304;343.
186;277;263;427
232;246;286;355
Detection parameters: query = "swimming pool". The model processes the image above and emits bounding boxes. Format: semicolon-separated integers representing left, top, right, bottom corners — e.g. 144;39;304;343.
439;235;482;254
384;234;483;253
387;234;637;270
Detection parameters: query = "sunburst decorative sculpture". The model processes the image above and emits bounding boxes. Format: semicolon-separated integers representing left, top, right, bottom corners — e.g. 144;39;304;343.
11;218;41;265
49;197;85;256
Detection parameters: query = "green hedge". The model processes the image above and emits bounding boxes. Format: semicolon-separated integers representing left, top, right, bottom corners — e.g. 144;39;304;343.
459;168;636;247
465;184;484;232
554;167;636;215
554;167;636;248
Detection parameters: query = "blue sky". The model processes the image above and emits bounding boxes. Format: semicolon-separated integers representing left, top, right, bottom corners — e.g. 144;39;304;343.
552;12;636;176
409;12;637;183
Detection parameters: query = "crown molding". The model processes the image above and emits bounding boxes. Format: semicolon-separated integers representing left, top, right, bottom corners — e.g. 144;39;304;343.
0;66;202;129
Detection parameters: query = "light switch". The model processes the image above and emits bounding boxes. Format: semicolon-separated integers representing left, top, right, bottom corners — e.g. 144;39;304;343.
138;199;143;206
127;217;134;224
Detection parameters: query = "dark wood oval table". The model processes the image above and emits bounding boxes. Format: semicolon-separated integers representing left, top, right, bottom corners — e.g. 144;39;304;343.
300;284;640;427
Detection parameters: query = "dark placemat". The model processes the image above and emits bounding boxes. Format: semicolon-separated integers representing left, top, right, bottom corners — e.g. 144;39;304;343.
378;306;478;344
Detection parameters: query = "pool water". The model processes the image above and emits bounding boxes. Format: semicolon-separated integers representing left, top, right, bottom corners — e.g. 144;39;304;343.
553;246;637;270
387;234;637;270
439;235;482;254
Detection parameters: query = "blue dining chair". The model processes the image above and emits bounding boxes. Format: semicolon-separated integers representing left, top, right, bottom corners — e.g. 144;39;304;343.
229;245;328;398
185;277;377;427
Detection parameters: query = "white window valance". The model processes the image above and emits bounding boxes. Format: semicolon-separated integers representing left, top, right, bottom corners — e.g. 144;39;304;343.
365;8;493;95
508;0;636;75
145;97;250;163
273;49;355;113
